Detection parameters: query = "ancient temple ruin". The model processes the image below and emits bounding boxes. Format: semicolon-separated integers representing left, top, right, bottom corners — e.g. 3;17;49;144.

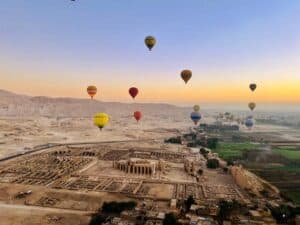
113;158;166;176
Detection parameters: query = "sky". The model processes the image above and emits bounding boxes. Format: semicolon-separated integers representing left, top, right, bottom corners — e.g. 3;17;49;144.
1;0;300;105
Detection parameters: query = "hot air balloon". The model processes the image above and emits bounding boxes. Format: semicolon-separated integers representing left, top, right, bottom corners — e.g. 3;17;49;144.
87;86;97;99
129;87;139;99
249;83;257;92
245;117;254;129
248;102;256;111
94;113;109;130
181;70;192;84
133;111;142;122
190;111;201;125
144;36;156;51
193;105;200;112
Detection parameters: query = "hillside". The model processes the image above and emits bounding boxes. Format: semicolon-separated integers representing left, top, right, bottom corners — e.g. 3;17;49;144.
0;89;185;117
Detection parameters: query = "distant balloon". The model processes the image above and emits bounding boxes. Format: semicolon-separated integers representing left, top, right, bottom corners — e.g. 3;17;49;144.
133;111;142;122
181;70;192;84
94;113;109;130
249;83;257;92
144;36;156;51
129;87;139;99
190;111;202;125
87;86;97;99
193;105;200;112
245;117;254;129
248;102;256;111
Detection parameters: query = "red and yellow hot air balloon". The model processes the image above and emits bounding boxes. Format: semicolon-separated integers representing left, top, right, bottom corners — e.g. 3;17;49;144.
133;111;142;122
87;86;97;99
181;70;192;84
129;87;139;99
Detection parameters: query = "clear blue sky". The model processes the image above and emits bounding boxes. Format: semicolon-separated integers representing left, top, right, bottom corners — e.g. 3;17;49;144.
1;0;300;103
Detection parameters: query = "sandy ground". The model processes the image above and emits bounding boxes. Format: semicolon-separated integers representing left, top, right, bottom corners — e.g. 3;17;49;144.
0;115;193;159
0;182;135;225
1;114;299;159
0;205;91;225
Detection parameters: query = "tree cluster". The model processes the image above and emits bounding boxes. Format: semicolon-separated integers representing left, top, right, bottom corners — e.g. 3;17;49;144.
206;158;220;169
207;138;219;149
102;201;137;214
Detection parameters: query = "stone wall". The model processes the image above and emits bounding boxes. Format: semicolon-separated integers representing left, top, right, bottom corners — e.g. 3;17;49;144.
231;165;279;196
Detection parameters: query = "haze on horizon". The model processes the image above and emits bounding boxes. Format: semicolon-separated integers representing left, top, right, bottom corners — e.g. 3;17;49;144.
1;0;300;105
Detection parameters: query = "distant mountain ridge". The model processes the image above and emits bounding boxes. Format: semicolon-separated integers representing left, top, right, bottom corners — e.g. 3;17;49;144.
0;89;184;117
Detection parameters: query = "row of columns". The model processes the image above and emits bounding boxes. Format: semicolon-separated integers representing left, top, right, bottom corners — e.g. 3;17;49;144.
114;162;154;175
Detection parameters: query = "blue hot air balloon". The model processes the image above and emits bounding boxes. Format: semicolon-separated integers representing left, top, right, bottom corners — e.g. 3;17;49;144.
190;111;202;125
245;117;254;129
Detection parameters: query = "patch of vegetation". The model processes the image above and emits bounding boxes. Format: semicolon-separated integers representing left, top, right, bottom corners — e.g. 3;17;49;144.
199;148;209;158
217;200;243;222
281;191;300;205
185;195;195;211
164;136;181;144
212;142;258;161
163;213;177;225
102;201;137;214
89;214;106;225
267;164;300;173
206;158;219;169
207;138;219;149
273;147;300;161
269;204;296;224
197;168;203;175
187;142;197;147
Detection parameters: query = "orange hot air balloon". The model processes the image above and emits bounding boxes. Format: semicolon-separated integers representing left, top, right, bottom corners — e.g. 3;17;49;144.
87;86;97;99
129;87;139;99
181;70;192;84
133;111;142;122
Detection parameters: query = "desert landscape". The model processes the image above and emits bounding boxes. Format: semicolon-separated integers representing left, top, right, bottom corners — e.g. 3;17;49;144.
0;90;300;224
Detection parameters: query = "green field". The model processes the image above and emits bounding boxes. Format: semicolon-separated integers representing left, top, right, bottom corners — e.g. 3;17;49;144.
268;164;300;173
213;142;258;161
282;191;300;205
273;147;300;161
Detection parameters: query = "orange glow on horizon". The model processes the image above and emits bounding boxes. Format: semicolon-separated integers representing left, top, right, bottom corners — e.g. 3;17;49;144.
2;75;300;104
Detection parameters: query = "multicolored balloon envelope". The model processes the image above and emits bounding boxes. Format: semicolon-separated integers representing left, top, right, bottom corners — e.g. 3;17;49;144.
144;36;156;51
190;111;202;125
87;85;97;99
249;83;257;92
181;69;192;84
94;113;109;130
129;87;139;99
133;111;142;122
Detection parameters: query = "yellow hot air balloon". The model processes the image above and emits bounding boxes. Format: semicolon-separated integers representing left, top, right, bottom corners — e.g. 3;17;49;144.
94;113;109;130
144;36;156;51
193;105;200;112
248;102;256;111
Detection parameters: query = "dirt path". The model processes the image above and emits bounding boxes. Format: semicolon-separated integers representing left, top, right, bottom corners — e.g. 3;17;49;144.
0;202;93;215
